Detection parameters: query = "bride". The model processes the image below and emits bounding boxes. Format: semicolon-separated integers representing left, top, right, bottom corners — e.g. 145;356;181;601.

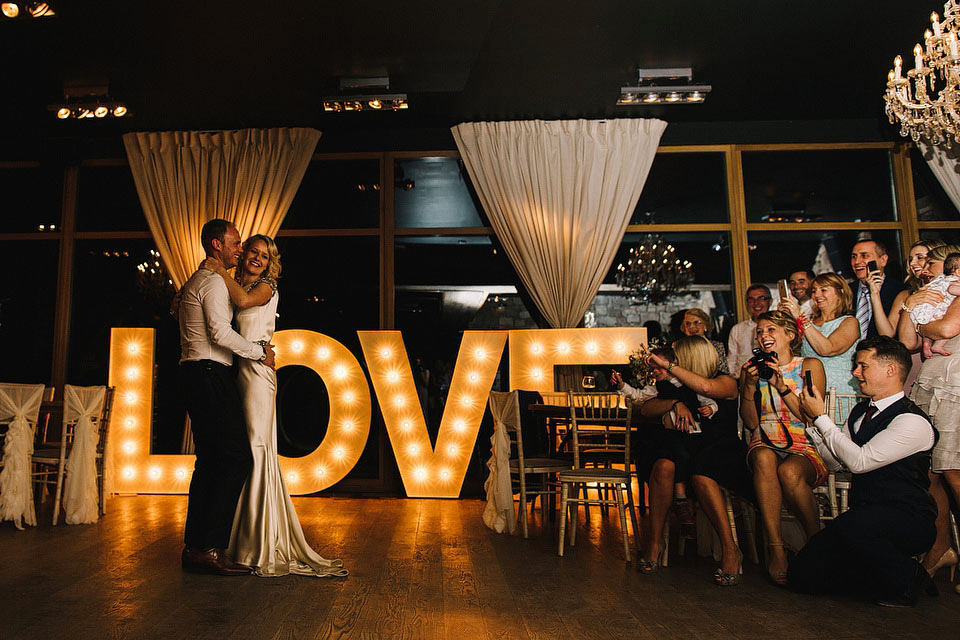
204;234;347;577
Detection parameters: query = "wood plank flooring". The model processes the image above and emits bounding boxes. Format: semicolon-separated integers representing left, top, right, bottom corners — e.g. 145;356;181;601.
0;495;957;639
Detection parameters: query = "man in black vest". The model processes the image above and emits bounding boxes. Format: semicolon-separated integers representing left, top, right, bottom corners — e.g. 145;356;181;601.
791;336;938;606
851;240;907;338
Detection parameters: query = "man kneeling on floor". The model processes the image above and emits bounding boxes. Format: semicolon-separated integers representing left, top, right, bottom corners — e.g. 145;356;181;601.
792;335;938;607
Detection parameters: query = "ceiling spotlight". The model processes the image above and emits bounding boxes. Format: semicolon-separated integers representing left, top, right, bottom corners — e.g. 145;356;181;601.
112;105;127;117
367;99;382;109
1;2;18;17
26;1;52;16
94;106;109;118
322;101;341;112
618;67;711;107
56;107;70;119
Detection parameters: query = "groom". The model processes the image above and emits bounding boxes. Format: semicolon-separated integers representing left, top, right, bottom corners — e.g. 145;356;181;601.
178;218;275;575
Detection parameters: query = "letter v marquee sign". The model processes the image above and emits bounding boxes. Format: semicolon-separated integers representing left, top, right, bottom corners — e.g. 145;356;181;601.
108;326;644;497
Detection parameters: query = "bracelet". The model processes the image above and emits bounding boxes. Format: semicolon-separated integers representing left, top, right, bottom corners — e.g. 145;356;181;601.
902;302;915;313
668;362;676;373
777;386;792;398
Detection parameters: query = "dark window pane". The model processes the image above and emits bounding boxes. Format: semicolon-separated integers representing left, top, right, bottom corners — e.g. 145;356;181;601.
919;228;960;245
394;157;485;228
911;147;960;221
76;165;148;231
0;167;63;233
396;236;515;286
282;159;380;229
631;152;728;224
273;236;381;480
748;230;905;285
0;240;58;383
67;240;182;454
743;150;896;223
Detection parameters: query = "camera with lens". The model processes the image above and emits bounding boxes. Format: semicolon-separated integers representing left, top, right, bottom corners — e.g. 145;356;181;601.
748;348;777;380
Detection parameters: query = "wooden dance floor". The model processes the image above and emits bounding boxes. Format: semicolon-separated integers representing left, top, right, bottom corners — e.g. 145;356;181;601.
1;495;956;639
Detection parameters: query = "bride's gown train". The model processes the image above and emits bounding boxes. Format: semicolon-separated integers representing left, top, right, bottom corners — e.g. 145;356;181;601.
228;282;347;577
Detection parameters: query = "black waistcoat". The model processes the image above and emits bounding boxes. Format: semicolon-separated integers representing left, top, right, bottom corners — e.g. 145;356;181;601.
846;397;938;519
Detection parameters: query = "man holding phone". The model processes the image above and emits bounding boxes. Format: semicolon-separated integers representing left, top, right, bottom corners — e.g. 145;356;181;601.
726;284;772;372
851;239;906;338
792;336;938;606
787;269;816;318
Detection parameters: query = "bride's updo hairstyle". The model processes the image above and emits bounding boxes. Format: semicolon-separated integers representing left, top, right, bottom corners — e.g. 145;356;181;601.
244;234;281;281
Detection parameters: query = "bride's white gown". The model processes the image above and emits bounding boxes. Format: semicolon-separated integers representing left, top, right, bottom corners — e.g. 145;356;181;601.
228;282;347;577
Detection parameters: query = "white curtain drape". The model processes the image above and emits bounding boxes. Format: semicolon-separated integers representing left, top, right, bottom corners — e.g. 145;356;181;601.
483;391;518;534
919;140;960;214
0;383;45;530
452;119;667;328
62;385;106;525
122;127;321;288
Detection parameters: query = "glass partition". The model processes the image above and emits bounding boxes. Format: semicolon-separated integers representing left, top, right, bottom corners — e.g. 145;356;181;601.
76;165;148;231
394;157;485;228
630;152;728;224
742;149;896;223
282;159;381;229
0;167;63;233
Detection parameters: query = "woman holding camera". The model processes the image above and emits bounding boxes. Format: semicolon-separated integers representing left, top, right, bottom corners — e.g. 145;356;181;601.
615;335;749;584
779;272;860;397
741;310;827;585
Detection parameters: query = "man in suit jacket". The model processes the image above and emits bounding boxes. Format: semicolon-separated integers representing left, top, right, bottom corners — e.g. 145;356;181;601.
792;336;938;606
851;240;906;338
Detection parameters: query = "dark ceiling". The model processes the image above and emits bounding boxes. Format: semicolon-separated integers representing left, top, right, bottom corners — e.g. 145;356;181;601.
0;0;946;150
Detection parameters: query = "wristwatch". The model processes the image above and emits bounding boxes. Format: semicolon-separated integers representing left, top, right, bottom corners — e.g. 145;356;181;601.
256;339;269;361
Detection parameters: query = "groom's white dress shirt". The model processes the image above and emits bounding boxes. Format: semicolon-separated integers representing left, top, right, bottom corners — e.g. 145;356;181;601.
179;268;264;365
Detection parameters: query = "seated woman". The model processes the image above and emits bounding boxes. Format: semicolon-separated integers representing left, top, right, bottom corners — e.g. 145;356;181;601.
780;272;860;398
680;308;730;375
740;310;827;585
614;335;749;584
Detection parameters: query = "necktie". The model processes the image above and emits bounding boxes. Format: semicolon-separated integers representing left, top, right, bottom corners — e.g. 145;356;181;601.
855;284;871;337
858;404;878;432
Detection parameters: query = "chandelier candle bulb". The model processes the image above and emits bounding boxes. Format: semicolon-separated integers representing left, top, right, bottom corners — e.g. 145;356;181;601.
916;44;924;71
950;31;958;57
933;12;942;36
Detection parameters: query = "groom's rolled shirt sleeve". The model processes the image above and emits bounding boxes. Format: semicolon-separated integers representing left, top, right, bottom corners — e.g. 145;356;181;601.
200;276;265;361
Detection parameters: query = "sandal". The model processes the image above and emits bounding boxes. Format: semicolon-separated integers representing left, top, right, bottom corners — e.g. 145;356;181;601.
714;550;743;587
637;559;659;574
767;543;788;586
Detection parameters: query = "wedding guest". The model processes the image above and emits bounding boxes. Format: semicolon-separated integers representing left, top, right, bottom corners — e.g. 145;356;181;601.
788;269;816;318
680;308;730;375
618;336;748;584
727;284;772;373
851;239;907;339
863;240;946;341
740;310;826;585
780;272;861;397
899;262;960;585
792;337;937;607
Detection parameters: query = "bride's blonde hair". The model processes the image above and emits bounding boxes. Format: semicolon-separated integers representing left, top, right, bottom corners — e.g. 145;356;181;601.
243;234;281;281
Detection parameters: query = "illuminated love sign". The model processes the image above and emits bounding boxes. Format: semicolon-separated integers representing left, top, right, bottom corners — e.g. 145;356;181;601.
108;326;645;497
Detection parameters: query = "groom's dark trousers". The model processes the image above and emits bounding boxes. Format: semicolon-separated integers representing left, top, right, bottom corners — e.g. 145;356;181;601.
179;359;252;550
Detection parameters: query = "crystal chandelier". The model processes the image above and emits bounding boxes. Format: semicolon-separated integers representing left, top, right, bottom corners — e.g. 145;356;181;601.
615;234;694;304
884;1;960;146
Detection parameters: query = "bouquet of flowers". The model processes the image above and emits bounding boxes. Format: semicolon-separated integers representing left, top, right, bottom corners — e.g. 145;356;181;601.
627;337;667;388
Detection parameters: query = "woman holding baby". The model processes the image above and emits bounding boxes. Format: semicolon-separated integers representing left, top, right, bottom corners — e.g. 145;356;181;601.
899;243;960;584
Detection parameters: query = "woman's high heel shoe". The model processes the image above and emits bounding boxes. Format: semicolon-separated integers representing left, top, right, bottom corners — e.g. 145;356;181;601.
637;549;663;575
766;542;788;586
714;549;743;587
925;547;959;580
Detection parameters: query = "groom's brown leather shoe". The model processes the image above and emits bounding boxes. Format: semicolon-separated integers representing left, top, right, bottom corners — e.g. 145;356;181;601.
181;547;251;576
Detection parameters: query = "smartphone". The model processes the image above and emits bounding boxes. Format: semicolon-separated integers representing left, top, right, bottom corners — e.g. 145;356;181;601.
804;370;814;396
778;279;790;302
867;259;879;273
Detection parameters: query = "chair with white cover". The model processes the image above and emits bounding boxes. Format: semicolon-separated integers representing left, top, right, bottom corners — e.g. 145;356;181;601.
557;392;639;560
0;383;46;530
485;390;571;537
32;385;114;525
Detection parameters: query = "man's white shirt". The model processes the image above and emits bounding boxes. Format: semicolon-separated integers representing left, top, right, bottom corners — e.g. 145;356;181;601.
806;391;935;473
179;268;264;365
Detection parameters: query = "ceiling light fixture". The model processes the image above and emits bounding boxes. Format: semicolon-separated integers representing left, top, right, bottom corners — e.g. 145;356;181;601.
884;1;960;147
1;2;55;18
323;75;409;113
617;67;712;106
50;80;129;120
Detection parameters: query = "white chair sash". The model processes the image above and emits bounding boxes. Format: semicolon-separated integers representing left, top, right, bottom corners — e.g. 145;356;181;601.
0;383;44;530
62;385;106;525
482;391;519;534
